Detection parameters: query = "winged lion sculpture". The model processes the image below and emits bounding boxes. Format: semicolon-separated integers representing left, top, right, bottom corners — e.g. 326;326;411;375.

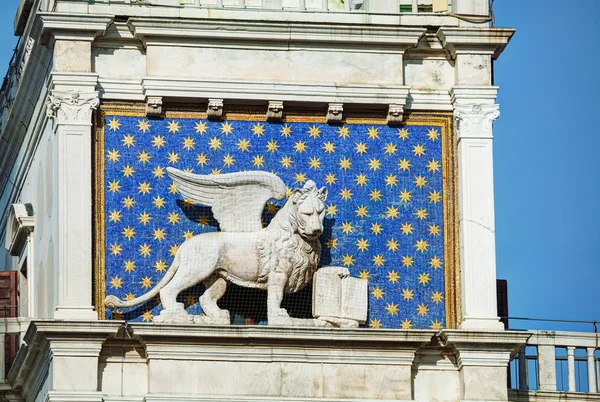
105;168;348;326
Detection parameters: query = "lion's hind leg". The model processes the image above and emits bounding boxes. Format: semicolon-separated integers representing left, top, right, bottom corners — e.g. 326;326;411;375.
196;275;230;325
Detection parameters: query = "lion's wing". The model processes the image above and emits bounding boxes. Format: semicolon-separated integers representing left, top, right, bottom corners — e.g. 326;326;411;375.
166;168;286;232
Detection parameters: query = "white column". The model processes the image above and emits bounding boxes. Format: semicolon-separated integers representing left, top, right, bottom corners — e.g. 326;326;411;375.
46;74;99;320
587;348;597;393
518;349;528;390
452;86;504;331
538;345;557;391
567;347;576;392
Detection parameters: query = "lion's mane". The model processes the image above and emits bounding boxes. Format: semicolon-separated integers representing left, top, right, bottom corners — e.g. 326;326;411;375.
256;192;321;294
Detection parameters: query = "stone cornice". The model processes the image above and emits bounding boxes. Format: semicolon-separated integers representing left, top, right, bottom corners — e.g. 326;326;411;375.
37;13;114;43
127;17;426;52
437;27;516;59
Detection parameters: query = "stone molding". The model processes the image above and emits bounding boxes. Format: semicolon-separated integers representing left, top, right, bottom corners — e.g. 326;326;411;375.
45;91;99;126
437;27;516;59
37;13;113;44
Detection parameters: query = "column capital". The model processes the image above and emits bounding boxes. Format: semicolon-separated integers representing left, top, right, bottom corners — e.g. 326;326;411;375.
45;90;99;126
454;103;500;140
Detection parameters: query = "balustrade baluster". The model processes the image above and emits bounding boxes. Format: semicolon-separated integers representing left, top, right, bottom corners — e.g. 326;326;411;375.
567;347;577;392
588;348;598;393
518;349;528;390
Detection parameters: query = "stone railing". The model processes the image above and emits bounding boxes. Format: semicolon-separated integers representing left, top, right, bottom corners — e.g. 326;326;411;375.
0;317;31;392
509;331;600;401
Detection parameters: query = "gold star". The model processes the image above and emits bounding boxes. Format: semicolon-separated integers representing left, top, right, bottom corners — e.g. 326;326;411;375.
324;173;337;185
431;291;444;305
266;139;279;153
401;319;412;330
355;141;368;155
155;260;168;273
107;149;120;162
122;165;135;178
153;228;166;241
415;239;429;253
182;136;195;150
430;320;443;330
167;120;181;133
371;222;383;235
367;127;379;140
266;203;279;215
153;196;165;209
110;276;123;289
368;158;381;171
417;303;429;316
387;238;399;252
427;128;440;141
398;158;411;171
369;189;382;202
402;288;414;301
141;311;153;322
183;230;195;240
308;125;320;139
326;204;338;216
429;191;442;204
197;215;210;226
167;151;179;165
280;125;292;137
211;168;222;175
109;210;122;223
371;287;385;299
386;302;399;316
369;319;382;329
221;122;234;135
309;156;321;170
153;166;166;179
195;120;208;134
339;157;351;170
415;208;429;220
108;118;121;131
251;123;264;136
323;141;336;154
414;176;428;188
373;254;385;267
122;196;135;209
137;119;150;132
122;134;135;148
141;276;154;289
138;150;151;164
387;270;399;284
125;260;135;272
169;244;179;256
429;256;443;269
185;295;197;306
342;254;355;267
125;293;136;301
139;244;151;258
355;205;368;218
152;135;166;148
325;237;338;249
419;272;431;285
295;172;307;184
237;139;250;152
402;255;414;268
427;159;441;173
196;153;209;166
138;181;151;195
400;190;412;203
338;126;350;139
138;211;151;225
280;156;293;168
385;174;398;187
167;212;180;225
208;137;221;151
386;206;399;219
429;224;441;236
384;142;397;155
108;180;121;193
223;154;235;167
359;270;370;280
356;238;369;252
340;188;353;201
397;128;409;140
401;222;414;235
122;226;136;240
109;243;122;255
294;141;307;153
413;144;426;156
341;221;354;235
355;173;368;187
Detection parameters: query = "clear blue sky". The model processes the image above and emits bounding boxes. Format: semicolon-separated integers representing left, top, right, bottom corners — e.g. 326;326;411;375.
0;0;597;331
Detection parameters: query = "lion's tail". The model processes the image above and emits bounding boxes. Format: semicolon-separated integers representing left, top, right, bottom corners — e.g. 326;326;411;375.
104;253;181;309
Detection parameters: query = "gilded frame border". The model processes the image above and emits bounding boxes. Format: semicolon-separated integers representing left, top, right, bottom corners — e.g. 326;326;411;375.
94;103;458;328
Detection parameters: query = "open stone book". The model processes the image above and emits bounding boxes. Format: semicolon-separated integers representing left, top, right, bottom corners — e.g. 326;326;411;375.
312;268;368;325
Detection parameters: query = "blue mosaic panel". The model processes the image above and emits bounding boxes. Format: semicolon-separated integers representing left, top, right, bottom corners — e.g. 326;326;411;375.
100;115;447;329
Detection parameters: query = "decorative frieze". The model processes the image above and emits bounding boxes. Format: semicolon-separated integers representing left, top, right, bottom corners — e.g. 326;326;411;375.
46;91;99;125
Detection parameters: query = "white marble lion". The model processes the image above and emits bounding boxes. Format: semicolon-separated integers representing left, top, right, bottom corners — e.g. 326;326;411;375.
105;168;348;326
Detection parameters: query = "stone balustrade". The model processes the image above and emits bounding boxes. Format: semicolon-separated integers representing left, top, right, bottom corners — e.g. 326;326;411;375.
0;317;31;392
509;331;600;401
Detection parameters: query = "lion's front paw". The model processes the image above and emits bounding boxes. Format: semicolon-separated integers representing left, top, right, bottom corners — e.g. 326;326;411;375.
337;267;351;278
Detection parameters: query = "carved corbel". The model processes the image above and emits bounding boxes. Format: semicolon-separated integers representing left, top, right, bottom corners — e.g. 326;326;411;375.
387;104;404;125
146;97;163;117
207;99;224;120
46;91;99;125
327;103;343;123
266;101;284;122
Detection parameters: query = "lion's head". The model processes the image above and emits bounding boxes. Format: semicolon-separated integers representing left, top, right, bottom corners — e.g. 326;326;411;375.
290;180;327;241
